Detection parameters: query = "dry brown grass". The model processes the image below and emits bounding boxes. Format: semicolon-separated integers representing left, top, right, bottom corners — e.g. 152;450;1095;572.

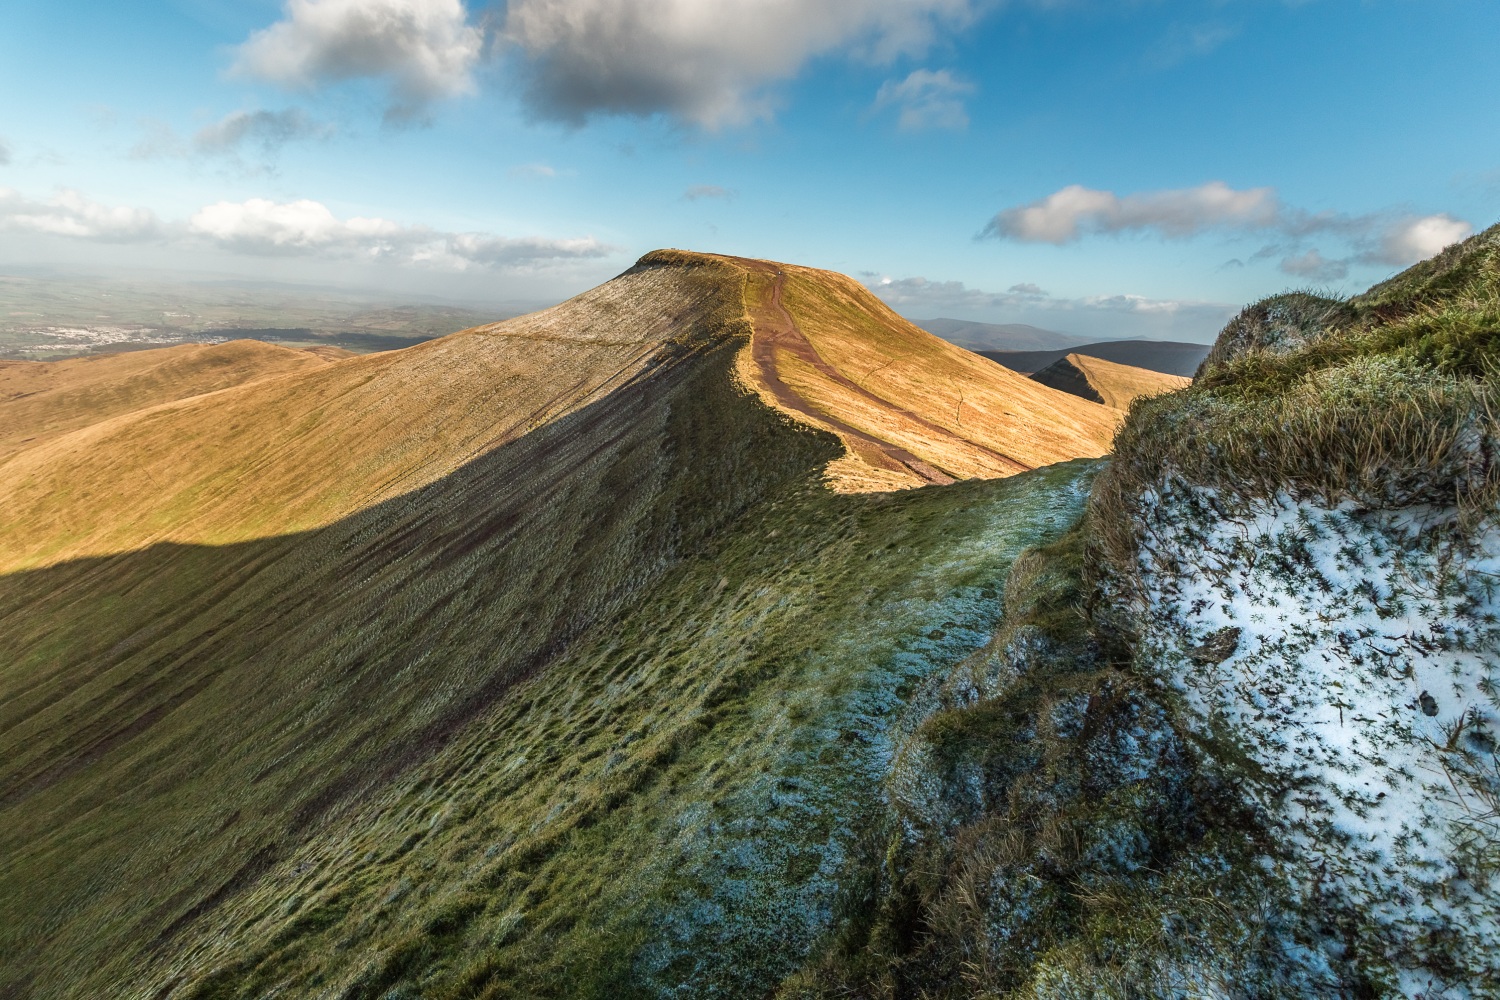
0;340;337;462
712;255;1120;491
0;262;733;572
0;251;1121;571
1059;353;1190;411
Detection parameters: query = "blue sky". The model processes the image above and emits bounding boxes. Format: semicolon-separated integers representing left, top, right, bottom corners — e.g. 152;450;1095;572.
2;0;1496;341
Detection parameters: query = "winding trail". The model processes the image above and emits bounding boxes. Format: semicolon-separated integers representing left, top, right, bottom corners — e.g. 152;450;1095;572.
726;255;1030;485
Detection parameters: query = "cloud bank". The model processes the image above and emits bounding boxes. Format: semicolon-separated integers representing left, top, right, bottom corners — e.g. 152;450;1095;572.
866;272;1239;343
233;0;483;119
191;197;612;267
988;182;1281;243
0;186;608;271
228;0;1008;127
986;181;1474;272
0;188;160;242
501;0;978;126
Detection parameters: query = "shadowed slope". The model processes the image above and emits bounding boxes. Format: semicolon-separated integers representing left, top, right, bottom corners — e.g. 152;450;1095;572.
0;340;339;462
1030;353;1190;410
0;260;733;571
0;295;845;1000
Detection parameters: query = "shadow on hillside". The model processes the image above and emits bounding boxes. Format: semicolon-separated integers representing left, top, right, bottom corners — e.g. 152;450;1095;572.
0;337;841;998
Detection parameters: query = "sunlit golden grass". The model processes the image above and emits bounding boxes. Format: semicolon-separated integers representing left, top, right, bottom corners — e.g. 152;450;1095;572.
0;340;337;462
724;258;1120;490
0;263;734;571
1050;352;1191;411
0;252;1120;572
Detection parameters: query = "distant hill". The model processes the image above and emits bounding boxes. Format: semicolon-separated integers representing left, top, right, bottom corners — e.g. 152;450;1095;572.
1029;352;1191;410
0;340;341;462
916;317;1087;352
980;339;1211;377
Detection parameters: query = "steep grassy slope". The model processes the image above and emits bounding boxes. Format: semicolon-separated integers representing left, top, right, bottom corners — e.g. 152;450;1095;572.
795;223;1500;998
0;261;736;572
721;255;1118;491
0;251;1113;999
0;253;1113;572
0;340;338;462
1028;353;1190;410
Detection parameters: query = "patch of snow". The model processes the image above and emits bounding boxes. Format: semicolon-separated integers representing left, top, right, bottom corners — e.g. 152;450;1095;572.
1137;485;1500;996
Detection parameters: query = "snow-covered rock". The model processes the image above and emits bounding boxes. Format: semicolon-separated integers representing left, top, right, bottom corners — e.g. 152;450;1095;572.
1137;485;1500;997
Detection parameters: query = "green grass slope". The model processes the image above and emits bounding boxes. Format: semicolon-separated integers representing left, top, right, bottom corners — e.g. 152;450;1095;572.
0;250;1107;999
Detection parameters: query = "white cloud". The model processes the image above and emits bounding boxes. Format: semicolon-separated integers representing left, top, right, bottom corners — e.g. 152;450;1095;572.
189;196;612;268
988;181;1281;244
684;185;735;201
872;68;974;131
1373;213;1473;266
987;181;1475;275
190;198;411;255
500;0;980;126
0;187;159;242
1279;248;1348;282
233;0;483;119
444;233;611;266
194;109;335;155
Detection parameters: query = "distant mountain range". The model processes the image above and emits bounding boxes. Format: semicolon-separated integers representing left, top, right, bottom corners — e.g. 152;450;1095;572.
915;318;1088;353
916;318;1210;377
980;340;1211;378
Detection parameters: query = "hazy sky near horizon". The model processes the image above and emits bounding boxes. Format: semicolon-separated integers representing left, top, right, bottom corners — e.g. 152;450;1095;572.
2;0;1497;342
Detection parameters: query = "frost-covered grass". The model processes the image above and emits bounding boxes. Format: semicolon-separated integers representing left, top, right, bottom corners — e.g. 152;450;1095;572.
780;520;1339;999
1091;222;1500;610
1138;486;1500;996
124;461;1100;1000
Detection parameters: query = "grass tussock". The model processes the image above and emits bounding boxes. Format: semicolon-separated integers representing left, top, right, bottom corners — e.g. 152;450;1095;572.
1089;221;1500;621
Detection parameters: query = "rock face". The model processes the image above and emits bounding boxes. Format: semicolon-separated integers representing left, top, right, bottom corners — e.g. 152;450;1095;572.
1194;292;1352;375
